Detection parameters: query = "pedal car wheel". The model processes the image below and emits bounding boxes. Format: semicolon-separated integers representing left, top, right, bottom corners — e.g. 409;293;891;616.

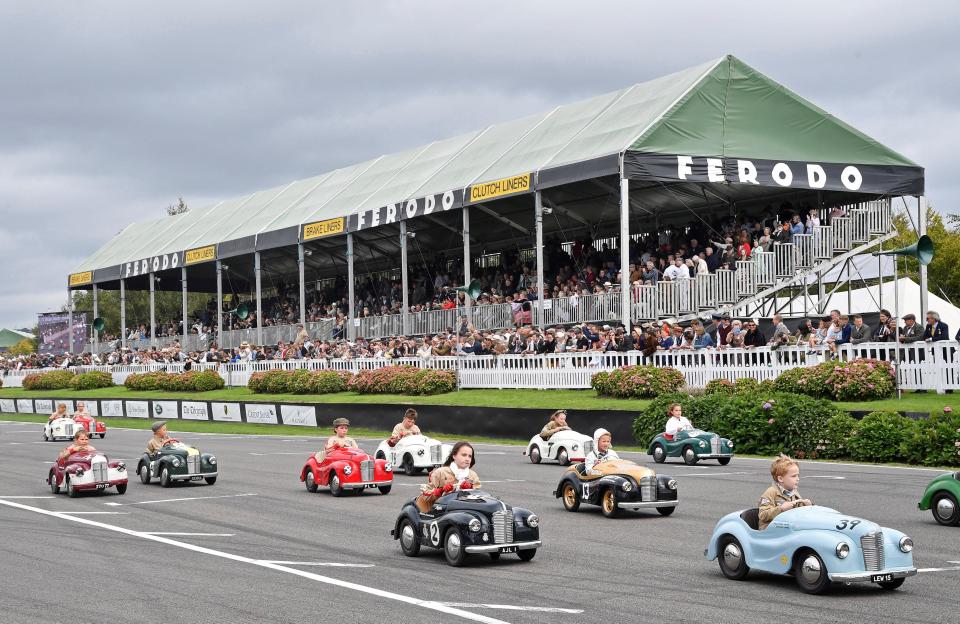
204;476;217;485
718;535;750;580
159;466;172;488
794;549;830;594
932;492;960;526
517;549;536;562
600;489;620;518
378;485;392;495
99;433;106;439
375;451;386;460
717;457;731;466
329;473;344;497
682;446;698;465
139;463;152;485
42;430;48;441
561;483;580;512
443;529;467;567
67;477;79;498
116;483;127;495
556;447;569;466
402;454;417;476
528;445;541;464
878;577;906;590
398;519;420;557
304;471;318;492
49;472;60;495
652;443;666;463
657;505;675;516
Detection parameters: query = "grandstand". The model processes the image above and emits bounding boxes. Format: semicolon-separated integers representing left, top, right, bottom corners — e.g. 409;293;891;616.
66;55;925;353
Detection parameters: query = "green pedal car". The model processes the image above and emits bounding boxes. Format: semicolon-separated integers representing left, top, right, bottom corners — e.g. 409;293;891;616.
918;471;960;526
648;429;734;465
137;439;218;487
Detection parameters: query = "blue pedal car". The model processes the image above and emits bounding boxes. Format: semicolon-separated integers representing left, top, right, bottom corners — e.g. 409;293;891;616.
705;506;916;594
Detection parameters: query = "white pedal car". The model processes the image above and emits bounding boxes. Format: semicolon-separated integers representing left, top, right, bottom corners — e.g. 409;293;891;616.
375;435;452;476
43;417;80;442
525;429;593;466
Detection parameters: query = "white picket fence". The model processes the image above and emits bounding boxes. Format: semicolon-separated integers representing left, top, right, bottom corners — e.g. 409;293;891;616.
4;341;958;393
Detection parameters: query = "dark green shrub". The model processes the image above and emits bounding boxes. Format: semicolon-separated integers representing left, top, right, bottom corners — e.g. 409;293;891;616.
69;371;114;390
819;412;859;459
901;410;960;467
704;379;734;395
191;370;225;391
23;370;75;390
592;365;685;398
348;366;455;395
633;393;691;444
849;411;911;463
773;359;895;401
125;370;223;392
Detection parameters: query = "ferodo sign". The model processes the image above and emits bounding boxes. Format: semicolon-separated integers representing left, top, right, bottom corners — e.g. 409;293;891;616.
124;252;182;278
348;189;464;232
623;152;924;195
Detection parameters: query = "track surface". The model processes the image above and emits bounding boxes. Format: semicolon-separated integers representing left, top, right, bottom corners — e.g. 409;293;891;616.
1;420;958;624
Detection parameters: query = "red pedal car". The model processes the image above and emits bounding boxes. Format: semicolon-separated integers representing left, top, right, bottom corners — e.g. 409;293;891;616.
73;413;107;439
48;450;128;497
300;446;393;496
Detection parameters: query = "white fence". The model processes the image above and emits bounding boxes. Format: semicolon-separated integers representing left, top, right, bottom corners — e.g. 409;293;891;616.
5;341;959;393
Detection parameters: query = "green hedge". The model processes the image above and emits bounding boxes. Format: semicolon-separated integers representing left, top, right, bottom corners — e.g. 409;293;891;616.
347;366;455;395
773;358;895;401
592;365;685;399
69;371;114;390
248;369;352;394
124;370;224;392
23;370;75;390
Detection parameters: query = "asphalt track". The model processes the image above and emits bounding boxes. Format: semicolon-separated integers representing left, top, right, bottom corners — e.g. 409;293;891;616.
1;420;958;624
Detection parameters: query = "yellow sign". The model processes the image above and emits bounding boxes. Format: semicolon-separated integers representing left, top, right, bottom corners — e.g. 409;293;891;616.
185;245;216;265
469;173;531;203
303;217;346;241
68;271;93;287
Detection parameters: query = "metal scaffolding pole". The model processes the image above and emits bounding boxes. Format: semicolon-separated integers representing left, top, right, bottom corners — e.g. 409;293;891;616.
120;278;127;351
298;243;306;327
918;195;929;316
67;288;74;354
255;252;263;346
92;284;99;353
347;233;355;341
400;221;410;336
181;266;189;348
534;192;544;326
216;260;223;342
149;272;156;346
462;207;472;322
619;177;631;335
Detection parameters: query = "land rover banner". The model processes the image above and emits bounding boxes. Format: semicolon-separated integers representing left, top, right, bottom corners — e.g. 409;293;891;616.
623;152;924;196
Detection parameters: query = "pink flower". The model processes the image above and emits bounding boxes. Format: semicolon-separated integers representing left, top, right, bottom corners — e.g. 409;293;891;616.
768;418;775;424
944;406;954;414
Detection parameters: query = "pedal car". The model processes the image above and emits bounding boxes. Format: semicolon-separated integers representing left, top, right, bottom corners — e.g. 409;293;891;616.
73;413;107;439
525;429;593;466
48;450;128;497
137;440;217;487
649;429;733;465
43;417;79;442
301;446;392;496
918;471;960;526
553;459;678;517
375;435;452;475
706;506;916;594
392;489;540;566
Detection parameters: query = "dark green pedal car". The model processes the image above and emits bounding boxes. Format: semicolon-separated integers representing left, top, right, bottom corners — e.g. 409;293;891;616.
137;440;218;487
648;429;734;465
919;471;960;526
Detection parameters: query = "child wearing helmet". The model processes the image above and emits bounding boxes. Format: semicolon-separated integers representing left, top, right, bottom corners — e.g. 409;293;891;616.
584;428;620;475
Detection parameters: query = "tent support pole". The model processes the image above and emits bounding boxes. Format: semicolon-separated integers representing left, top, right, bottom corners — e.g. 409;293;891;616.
347;233;355;341
462;207;472;323
619;176;631;335
918;195;928;316
120;278;127;351
254;252;262;347
181;266;189;349
878;238;883;311
298;243;306;327
534;192;544;327
67;288;74;354
149;271;156;347
400;221;410;336
216;260;223;344
894;254;901;399
92;284;99;354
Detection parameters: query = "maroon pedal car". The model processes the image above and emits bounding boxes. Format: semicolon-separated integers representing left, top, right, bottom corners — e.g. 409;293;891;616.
300;446;393;496
48;450;128;497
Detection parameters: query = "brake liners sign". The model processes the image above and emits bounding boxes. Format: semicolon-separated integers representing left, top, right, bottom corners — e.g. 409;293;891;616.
469;173;531;203
185;245;216;265
69;271;93;286
303;217;346;241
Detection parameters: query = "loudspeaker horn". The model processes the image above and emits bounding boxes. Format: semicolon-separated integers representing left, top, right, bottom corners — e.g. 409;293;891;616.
454;279;482;300
92;317;105;332
228;302;250;320
873;235;935;266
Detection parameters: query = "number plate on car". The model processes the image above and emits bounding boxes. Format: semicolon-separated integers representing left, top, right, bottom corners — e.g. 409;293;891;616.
871;574;893;583
191;476;203;481
498;546;518;554
95;483;107;490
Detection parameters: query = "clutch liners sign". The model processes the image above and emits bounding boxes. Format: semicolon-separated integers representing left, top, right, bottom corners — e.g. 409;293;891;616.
468;173;531;203
185;245;216;265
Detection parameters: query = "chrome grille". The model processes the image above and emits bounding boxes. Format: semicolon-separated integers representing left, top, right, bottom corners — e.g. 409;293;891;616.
430;444;442;465
492;510;514;544
861;532;884;571
640;475;657;502
360;459;374;482
64;423;74;437
583;440;594;456
91;461;107;482
186;455;200;474
711;436;721;454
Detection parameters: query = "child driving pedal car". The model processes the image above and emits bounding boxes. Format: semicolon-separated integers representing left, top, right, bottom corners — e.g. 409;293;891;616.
539;409;571;440
758;454;813;530
388;408;421;446
415;441;482;513
584;428;619;475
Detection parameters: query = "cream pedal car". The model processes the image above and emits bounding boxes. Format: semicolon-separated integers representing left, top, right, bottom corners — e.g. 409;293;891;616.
43;417;80;442
375;435;452;476
525;429;593;466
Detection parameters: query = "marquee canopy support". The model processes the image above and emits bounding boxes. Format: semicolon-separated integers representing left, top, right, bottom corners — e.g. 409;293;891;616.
400;221;410;336
298;243;306;328
181;267;189;349
462;207;472;321
534;191;545;326
619;176;631;336
149;271;156;346
67;288;73;354
120;278;126;351
254;252;263;347
347;233;355;341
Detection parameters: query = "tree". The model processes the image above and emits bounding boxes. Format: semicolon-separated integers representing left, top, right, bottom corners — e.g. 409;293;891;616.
166;197;189;216
9;338;36;355
889;205;960;305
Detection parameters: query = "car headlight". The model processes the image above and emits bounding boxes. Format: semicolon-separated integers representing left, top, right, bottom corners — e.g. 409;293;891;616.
621;480;633;492
836;542;850;559
384;463;393;472
667;479;677;490
172;457;182;468
571;444;578;451
468;518;481;532
727;440;734;449
699;440;707;448
899;536;913;553
343;465;353;476
526;514;539;528
208;456;217;465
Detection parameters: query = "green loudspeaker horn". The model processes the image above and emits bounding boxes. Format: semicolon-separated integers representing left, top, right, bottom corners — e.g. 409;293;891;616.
454;279;482;300
233;303;250;320
873;235;935;266
92;317;105;332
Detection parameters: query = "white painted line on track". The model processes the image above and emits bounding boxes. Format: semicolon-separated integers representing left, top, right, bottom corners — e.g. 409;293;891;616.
54;511;129;515
0;495;54;499
103;493;256;507
805;475;846;480
248;452;307;456
477;452;507;455
5;430;44;433
258;561;375;568
437;603;583;614
676;471;752;477
144;532;235;537
0;498;511;624
8;442;23;445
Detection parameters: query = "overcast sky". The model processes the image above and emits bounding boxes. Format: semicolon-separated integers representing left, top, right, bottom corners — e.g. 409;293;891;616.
1;1;956;330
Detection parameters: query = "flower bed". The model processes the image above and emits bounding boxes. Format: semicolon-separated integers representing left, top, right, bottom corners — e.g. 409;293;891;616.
248;369;352;394
124;370;224;392
69;371;114;390
348;366;455;395
591;365;685;399
23;370;75;390
774;358;895;401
